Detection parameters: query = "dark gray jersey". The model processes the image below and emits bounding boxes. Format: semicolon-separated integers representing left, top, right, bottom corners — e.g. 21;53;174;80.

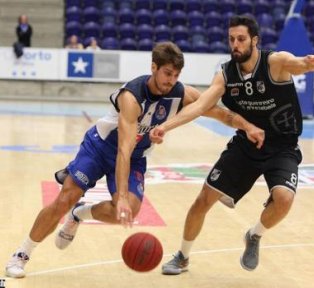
221;50;302;148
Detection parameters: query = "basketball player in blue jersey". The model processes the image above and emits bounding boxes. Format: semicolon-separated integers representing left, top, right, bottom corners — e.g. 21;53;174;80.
151;16;314;275
5;41;264;278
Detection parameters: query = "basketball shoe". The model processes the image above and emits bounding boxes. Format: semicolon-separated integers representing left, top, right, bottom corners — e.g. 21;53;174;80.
55;203;84;249
240;230;261;271
162;251;189;275
5;252;29;278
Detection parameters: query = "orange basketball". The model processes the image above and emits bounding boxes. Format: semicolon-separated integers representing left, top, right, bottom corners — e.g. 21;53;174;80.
121;232;163;272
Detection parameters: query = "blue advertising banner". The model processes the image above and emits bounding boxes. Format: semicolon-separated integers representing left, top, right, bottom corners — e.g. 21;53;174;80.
276;0;314;117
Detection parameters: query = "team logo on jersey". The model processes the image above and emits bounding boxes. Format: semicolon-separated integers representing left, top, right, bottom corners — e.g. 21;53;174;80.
256;81;266;94
155;105;167;120
210;168;222;181
231;88;239;97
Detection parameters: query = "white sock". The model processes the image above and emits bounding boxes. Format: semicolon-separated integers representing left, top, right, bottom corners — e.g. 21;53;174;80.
17;236;39;257
180;239;194;259
250;220;267;237
73;204;94;220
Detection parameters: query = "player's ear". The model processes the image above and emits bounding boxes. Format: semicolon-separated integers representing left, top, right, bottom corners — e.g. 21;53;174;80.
151;62;157;73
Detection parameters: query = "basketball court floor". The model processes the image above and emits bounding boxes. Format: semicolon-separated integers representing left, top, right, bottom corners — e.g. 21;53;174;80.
0;100;314;288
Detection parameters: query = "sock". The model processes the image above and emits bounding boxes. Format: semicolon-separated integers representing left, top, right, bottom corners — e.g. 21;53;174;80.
17;236;39;257
73;204;94;220
249;220;267;237
180;239;194;259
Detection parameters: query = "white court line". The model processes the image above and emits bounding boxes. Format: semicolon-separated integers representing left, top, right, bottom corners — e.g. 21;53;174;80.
26;242;314;277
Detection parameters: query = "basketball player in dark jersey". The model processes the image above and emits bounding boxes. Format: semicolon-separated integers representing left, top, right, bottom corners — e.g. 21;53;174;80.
5;42;264;278
152;16;314;274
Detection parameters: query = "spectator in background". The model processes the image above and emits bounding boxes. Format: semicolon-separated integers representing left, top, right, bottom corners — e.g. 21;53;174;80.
16;14;33;47
86;37;101;51
65;35;84;49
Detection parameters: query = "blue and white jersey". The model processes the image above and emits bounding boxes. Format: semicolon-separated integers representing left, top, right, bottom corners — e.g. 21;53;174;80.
96;75;185;159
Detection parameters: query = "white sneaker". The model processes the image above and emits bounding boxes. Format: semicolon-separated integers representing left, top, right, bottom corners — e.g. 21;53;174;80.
5;252;29;278
55;203;83;249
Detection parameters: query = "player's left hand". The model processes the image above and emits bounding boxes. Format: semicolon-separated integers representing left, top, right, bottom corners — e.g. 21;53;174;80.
245;124;265;149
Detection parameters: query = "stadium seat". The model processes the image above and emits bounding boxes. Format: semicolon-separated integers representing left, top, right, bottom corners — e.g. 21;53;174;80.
138;38;154;51
237;0;253;15
221;11;235;29
254;0;270;16
304;1;314;17
65;21;83;37
192;41;210;53
83;21;101;38
154;25;172;42
101;7;117;23
83;36;100;47
102;0;116;9
120;38;138;50
134;0;151;10
102;22;118;38
82;0;100;8
274;13;286;32
101;37;119;49
257;13;273;28
152;0;168;11
260;27;278;45
118;0;133;10
175;39;192;52
172;25;189;42
186;0;202;12
220;0;236;14
66;6;82;23
207;26;224;43
208;41;229;53
83;6;101;23
190;25;207;43
137;24;154;40
153;9;169;26
204;11;222;28
119;23;136;39
135;9;153;25
65;0;81;9
170;10;187;26
187;11;204;27
118;8;135;24
203;0;219;13
263;42;277;51
169;0;186;11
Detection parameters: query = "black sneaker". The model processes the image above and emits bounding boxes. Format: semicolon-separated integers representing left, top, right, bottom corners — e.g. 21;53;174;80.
240;230;261;271
162;251;189;275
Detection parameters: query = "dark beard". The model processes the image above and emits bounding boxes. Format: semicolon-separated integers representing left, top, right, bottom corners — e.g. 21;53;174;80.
231;44;253;63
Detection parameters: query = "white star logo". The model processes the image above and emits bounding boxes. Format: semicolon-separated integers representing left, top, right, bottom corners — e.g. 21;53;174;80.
72;57;89;74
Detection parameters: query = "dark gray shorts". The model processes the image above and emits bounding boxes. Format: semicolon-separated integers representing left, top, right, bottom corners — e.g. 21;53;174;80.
206;136;302;207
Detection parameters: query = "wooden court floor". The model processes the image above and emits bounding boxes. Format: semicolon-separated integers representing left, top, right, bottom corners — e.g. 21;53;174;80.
0;103;314;288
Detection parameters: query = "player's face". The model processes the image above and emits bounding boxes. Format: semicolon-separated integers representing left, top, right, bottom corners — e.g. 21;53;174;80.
229;25;255;63
152;64;181;95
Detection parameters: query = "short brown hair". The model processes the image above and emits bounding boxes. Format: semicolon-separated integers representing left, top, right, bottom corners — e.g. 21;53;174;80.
152;41;184;71
229;15;260;38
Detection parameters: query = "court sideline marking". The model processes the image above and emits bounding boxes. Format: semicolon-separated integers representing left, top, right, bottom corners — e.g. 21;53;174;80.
24;242;314;277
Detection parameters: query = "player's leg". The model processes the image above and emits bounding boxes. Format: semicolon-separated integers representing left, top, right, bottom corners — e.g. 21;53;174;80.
162;137;258;275
240;145;302;271
6;175;83;278
162;184;222;275
55;161;145;248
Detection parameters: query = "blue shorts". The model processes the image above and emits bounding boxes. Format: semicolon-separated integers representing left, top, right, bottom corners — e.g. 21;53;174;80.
66;126;146;201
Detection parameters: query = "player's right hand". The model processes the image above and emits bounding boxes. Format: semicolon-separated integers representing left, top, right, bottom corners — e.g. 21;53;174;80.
149;126;166;144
